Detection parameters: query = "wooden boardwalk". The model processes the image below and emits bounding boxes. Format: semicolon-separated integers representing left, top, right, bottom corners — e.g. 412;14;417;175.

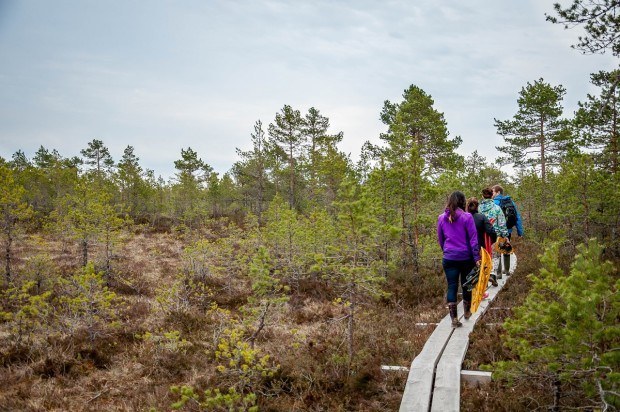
400;254;517;412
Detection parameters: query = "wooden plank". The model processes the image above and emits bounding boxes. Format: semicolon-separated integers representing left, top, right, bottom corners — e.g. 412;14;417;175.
429;267;507;412
399;302;462;412
461;370;492;386
399;252;518;411
382;365;409;372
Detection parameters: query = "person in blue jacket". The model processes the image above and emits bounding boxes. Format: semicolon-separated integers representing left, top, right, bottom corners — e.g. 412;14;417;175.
491;185;523;277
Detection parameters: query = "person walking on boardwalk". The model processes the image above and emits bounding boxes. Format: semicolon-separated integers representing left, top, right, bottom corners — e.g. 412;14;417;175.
437;191;481;328
466;197;496;307
467;197;497;255
492;185;523;277
479;187;508;286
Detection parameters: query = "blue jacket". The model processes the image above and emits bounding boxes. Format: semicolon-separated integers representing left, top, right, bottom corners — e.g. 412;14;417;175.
493;194;524;237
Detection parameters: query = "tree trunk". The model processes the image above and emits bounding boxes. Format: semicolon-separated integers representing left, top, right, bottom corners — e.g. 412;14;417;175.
612;94;618;175
249;302;270;349
540;116;547;184
289;143;295;209
347;288;355;376
82;238;88;267
105;229;112;285
552;377;561;412
4;225;12;283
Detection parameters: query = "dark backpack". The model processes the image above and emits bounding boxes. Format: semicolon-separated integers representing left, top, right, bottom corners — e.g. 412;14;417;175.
500;197;517;229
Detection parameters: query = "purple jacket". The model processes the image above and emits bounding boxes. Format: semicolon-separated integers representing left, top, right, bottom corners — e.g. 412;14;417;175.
437;208;480;262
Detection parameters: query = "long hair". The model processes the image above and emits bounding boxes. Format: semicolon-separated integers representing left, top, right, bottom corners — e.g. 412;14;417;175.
446;191;466;222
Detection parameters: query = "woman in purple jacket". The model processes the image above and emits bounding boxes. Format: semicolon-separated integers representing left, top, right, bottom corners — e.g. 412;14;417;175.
437;191;481;327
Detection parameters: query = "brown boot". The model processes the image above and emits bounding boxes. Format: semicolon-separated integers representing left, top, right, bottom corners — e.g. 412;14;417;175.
448;303;462;328
463;300;472;320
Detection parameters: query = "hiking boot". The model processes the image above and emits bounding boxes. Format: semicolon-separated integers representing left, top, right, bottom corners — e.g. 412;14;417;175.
490;275;498;287
463;300;472;320
448;303;462;328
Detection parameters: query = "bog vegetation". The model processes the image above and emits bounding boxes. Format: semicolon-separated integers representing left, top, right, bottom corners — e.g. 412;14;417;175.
1;2;619;410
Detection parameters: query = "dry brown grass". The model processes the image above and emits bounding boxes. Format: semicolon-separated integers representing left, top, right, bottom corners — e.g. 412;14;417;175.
0;231;548;411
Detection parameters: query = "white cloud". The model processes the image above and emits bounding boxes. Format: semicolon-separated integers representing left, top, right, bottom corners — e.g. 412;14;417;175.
0;0;616;179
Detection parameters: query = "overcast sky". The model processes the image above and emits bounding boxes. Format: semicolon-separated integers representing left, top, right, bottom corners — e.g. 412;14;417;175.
0;0;616;179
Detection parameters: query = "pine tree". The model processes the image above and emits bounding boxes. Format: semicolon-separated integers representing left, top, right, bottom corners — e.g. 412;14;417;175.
377;85;462;268
233;120;274;221
56;263;120;342
268;105;305;209
0;166;33;283
320;178;390;373
495;78;573;183
116;145;151;218
60;176;127;276
173;147;212;227
300;107;345;207
80;139;115;179
263;194;304;289
242;246;289;348
494;239;619;410
546;0;620;57
28;146;80;219
575;70;620;174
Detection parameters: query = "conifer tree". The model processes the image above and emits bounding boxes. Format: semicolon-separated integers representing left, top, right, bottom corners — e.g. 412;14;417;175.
9;150;30;172
56;263;120;342
321;178;390;373
60;176;127;276
242;246;289;348
263;194;304;288
300;107;345;206
575;69;620;173
377;85;462;268
0;166;33;283
0;279;51;349
173;147;212;227
233;120;274;221
495;79;572;183
116;145;151;218
546;0;620;57
459;151;506;196
494;239;619;410
80;139;115;179
268;105;305;209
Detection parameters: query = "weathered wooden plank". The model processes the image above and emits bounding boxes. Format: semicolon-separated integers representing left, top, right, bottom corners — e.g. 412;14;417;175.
429;260;510;412
399;252;518;412
382;365;409;372
399;302;463;412
461;370;492;386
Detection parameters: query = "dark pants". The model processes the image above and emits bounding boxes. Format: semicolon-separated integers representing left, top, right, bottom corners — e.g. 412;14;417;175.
496;255;510;275
442;258;474;303
497;233;511;275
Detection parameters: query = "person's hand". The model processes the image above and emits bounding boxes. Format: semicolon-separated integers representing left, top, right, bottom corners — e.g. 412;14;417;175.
476;260;481;267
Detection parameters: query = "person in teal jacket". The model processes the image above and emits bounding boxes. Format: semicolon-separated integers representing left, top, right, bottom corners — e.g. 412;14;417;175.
479;187;508;285
492;185;524;277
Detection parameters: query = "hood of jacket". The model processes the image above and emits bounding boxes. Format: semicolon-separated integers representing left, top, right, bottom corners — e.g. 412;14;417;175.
479;198;497;214
493;194;512;204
